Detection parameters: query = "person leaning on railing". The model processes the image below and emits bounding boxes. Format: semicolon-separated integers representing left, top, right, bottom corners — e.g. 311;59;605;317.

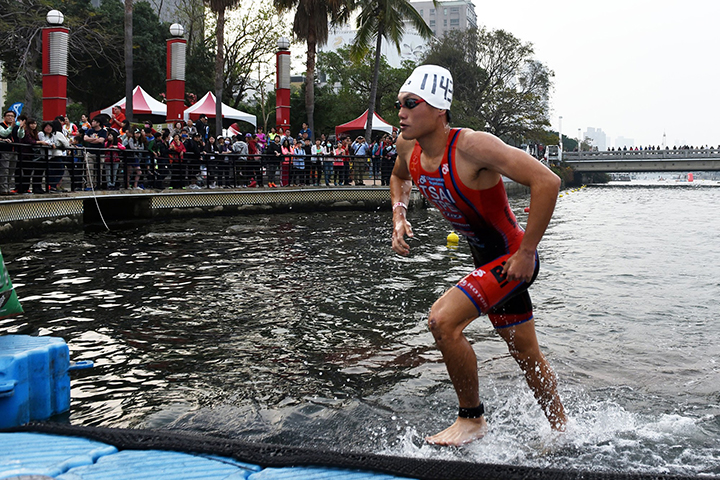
0;110;18;195
247;133;262;187
17;117;48;194
103;130;125;189
312;138;329;186
151;131;171;189
38;120;71;192
350;136;370;185
291;139;305;186
303;137;317;186
231;134;248;187
265;134;282;188
218;136;233;188
168;133;186;189
124;129;148;190
341;137;352;185
183;132;204;190
83;117;108;190
203;135;220;189
380;134;396;187
332;143;344;186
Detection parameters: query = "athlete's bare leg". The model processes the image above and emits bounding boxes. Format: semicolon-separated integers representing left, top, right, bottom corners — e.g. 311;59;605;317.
425;287;489;446
496;320;567;431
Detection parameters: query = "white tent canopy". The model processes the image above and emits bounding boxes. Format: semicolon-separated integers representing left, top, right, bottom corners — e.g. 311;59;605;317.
183;92;256;127
98;86;167;117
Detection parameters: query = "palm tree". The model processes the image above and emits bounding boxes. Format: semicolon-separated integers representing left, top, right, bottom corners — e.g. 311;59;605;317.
124;0;133;122
352;0;434;142
274;0;352;140
206;0;243;135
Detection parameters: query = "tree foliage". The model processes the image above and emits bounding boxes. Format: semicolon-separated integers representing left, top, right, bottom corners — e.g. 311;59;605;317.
221;6;287;109
350;0;434;142
424;28;553;144
318;46;412;131
204;0;244;134
274;0;352;140
0;0;167;116
0;0;283;122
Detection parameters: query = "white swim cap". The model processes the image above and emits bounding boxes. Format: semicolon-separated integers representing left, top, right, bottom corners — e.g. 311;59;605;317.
399;65;453;111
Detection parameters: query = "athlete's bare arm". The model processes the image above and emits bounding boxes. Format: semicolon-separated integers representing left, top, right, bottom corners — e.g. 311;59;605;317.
456;131;561;282
390;135;416;256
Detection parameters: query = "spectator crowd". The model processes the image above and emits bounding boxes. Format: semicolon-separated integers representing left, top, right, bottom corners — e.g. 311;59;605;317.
0;109;400;195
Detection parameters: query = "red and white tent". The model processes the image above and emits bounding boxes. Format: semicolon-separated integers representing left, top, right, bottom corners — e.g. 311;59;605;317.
92;86;167;119
335;110;395;138
183;92;256;127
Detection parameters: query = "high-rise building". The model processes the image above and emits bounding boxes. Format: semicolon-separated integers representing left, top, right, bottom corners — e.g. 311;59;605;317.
322;28;429;68
410;0;477;38
323;0;477;69
615;136;635;149
584;127;607;151
89;0;203;33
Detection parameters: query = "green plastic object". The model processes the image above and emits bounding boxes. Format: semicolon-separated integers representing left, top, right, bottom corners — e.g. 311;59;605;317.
0;247;23;320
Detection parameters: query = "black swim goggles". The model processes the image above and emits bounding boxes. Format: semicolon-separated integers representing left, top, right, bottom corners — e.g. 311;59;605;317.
394;98;426;110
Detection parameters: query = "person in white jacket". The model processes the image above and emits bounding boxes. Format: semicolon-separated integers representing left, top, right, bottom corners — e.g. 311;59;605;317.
38;121;70;192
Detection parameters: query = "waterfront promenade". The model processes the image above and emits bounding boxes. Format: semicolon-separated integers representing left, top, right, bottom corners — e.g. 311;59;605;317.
0;181;530;240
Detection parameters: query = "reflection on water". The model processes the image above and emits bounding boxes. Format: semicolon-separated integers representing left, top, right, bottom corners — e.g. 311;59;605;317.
1;186;719;475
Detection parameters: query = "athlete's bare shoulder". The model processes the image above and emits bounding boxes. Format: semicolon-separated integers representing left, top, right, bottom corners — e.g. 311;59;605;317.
454;128;514;171
454;128;555;186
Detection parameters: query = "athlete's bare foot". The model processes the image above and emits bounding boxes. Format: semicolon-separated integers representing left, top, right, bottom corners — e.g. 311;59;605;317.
425;416;488;446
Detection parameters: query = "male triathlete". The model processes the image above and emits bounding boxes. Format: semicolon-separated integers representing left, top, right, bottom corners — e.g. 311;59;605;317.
390;65;567;446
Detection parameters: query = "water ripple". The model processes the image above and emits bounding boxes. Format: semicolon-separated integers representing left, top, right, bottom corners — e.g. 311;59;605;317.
1;188;719;474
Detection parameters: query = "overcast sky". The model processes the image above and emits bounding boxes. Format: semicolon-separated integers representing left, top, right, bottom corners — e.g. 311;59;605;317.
475;0;719;148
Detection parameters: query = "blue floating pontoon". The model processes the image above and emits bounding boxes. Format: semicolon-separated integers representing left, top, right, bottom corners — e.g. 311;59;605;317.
0;431;410;480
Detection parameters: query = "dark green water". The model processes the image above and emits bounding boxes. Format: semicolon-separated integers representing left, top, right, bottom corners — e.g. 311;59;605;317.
2;185;719;475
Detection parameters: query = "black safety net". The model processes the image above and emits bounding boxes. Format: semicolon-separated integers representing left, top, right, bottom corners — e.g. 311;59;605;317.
4;423;713;480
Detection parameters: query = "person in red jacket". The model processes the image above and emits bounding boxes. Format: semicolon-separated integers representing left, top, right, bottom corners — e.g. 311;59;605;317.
168;133;186;189
109;106;126;132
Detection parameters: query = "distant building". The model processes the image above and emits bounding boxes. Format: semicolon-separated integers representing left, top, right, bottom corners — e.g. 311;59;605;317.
90;0;203;33
322;0;476;69
411;0;477;38
323;28;428;69
615;136;635;149
585;127;607;151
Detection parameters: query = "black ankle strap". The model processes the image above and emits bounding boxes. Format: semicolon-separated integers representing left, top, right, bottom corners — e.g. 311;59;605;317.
458;403;485;419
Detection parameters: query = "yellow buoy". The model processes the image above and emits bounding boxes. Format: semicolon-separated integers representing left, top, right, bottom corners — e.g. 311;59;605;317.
447;232;459;244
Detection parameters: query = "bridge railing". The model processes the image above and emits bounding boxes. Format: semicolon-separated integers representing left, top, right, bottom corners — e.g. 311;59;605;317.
563;149;720;161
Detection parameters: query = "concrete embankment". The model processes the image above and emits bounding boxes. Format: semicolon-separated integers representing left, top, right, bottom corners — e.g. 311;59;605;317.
0;181;530;240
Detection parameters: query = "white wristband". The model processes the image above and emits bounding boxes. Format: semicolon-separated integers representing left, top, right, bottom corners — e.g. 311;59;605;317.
392;202;407;212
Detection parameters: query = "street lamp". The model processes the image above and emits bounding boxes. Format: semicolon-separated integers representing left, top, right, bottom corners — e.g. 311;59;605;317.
46;9;64;25
578;128;582;151
42;10;69;121
276;37;291;131
169;23;185;38
277;37;291;51
166;24;187;122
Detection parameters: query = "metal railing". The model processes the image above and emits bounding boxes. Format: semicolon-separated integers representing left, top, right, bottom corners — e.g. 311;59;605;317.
563;148;720;162
0;143;398;195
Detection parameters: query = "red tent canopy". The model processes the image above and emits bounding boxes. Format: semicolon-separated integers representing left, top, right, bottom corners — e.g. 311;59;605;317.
335;110;396;139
